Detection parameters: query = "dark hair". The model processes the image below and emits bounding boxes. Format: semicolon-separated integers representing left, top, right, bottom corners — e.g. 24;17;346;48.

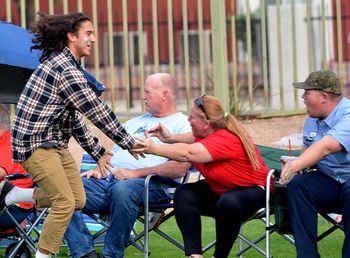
327;92;342;99
30;12;92;62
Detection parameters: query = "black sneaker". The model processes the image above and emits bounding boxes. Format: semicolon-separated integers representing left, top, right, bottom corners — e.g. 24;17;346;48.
0;180;14;213
81;251;101;258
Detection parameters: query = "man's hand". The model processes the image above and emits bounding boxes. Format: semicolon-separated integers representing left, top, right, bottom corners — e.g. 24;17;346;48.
279;158;297;185
128;142;146;160
97;150;114;177
111;168;139;180
80;170;103;179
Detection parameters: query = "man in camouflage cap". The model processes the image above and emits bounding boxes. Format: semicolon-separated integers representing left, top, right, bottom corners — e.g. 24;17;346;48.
280;69;350;257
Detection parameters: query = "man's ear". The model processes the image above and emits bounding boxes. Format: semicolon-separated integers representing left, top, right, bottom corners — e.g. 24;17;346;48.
162;90;168;101
67;32;76;43
321;92;329;104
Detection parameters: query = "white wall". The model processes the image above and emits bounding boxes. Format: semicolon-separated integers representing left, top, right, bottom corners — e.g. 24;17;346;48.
267;2;334;111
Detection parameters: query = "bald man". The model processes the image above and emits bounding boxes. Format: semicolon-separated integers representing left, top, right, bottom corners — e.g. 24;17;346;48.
64;73;192;258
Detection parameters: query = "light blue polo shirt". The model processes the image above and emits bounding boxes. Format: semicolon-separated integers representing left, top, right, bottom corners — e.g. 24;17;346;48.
110;112;191;170
303;97;350;183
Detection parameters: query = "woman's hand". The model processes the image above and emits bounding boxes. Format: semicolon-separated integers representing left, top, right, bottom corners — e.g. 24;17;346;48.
97;150;114;177
147;123;172;143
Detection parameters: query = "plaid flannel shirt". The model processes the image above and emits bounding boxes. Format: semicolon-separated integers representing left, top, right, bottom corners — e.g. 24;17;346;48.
11;47;134;162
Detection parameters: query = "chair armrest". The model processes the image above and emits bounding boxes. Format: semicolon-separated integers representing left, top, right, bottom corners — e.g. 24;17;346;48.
6;173;30;180
144;174;180;189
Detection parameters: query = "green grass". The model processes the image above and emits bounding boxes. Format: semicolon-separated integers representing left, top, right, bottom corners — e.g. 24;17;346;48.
0;216;344;257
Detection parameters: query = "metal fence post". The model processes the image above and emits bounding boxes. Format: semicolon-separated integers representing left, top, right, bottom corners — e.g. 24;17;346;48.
210;0;229;111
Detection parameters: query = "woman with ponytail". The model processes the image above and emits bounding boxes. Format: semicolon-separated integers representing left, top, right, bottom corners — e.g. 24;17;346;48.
133;95;270;258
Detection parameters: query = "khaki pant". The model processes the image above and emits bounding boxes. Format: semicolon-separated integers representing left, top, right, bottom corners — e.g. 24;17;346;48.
21;148;86;253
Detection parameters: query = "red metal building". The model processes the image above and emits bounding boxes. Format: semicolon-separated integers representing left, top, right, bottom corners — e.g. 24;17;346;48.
1;0;234;67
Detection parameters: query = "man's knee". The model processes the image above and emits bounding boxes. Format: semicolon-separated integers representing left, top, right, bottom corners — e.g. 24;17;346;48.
52;197;76;217
111;180;143;203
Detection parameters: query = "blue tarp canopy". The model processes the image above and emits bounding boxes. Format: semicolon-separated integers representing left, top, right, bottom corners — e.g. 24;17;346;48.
0;21;41;103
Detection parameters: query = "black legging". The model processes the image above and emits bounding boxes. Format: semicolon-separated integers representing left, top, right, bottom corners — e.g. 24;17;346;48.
174;180;266;258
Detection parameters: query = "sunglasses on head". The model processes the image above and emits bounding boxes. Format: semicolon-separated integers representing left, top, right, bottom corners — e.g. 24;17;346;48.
197;94;205;107
196;94;208;118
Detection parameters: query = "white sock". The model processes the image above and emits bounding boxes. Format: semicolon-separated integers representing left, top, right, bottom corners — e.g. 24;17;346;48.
35;250;51;258
5;187;35;206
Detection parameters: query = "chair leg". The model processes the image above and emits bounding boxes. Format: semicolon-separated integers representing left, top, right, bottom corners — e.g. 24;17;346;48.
4;207;49;258
238;227;243;258
143;175;151;258
202;240;216;253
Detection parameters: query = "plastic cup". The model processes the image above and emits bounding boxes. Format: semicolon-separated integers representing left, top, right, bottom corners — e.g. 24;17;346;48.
279;156;298;185
280;155;298;169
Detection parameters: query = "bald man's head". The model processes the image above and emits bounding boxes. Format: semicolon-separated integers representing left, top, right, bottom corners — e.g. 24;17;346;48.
145;73;176;97
143;73;178;117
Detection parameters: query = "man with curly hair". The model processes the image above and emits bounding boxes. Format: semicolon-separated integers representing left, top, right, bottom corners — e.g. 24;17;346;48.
8;13;138;258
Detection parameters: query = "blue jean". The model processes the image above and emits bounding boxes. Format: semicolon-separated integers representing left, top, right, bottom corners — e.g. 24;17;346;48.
287;171;350;258
0;206;32;231
64;177;172;258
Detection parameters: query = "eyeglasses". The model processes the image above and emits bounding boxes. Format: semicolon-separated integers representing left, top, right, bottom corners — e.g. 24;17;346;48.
196;94;208;119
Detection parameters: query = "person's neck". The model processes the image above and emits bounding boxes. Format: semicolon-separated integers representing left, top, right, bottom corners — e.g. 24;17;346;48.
152;111;177;118
66;46;81;63
320;96;342;119
206;127;216;136
152;106;178;118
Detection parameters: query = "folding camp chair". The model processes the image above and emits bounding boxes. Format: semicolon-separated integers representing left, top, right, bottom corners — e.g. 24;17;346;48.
199;169;293;258
241;145;343;258
83;173;191;257
78;153;146;251
78;153;193;258
139;165;239;258
229;145;344;257
199;145;298;257
265;168;344;258
0;174;49;258
133;173;188;258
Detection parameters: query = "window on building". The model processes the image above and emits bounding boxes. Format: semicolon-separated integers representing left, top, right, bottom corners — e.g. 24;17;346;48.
180;30;212;65
103;31;147;66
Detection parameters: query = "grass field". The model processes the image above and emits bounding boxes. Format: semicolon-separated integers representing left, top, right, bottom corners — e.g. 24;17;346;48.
0;216;344;257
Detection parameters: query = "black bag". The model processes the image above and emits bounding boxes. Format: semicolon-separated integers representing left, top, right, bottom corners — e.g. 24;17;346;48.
273;170;293;234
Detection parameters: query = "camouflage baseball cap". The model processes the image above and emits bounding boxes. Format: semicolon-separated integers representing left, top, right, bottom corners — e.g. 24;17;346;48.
293;70;341;94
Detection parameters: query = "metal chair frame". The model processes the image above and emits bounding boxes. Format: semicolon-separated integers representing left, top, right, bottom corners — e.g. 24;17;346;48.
265;169;344;258
0;174;49;258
